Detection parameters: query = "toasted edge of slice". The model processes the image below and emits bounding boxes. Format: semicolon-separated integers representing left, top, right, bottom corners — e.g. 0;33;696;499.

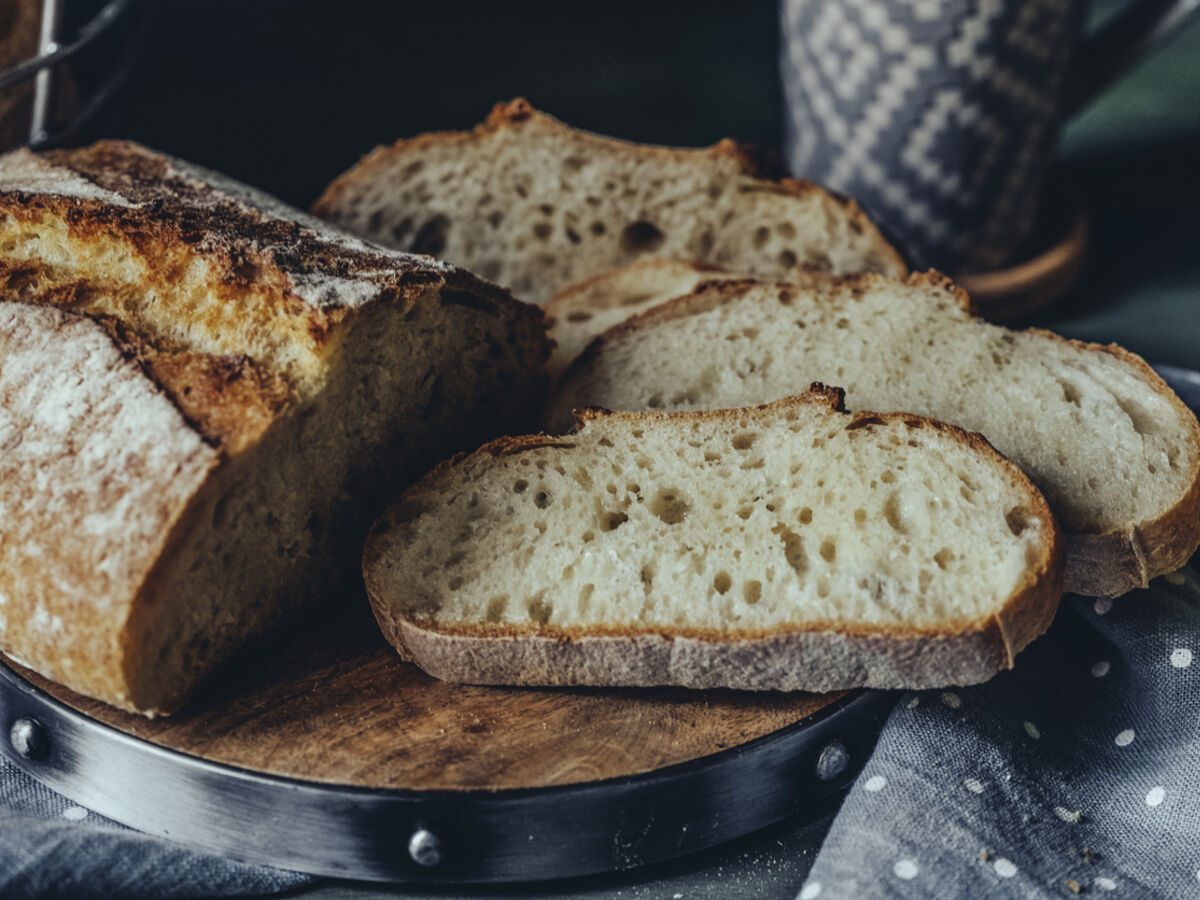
364;388;1064;691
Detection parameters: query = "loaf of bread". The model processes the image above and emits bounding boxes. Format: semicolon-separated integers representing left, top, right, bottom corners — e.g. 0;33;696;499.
0;142;549;715
547;272;1200;597
364;388;1063;691
311;99;906;304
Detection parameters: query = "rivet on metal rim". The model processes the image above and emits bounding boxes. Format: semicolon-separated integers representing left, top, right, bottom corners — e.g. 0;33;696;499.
815;739;849;781
9;717;49;761
408;828;442;867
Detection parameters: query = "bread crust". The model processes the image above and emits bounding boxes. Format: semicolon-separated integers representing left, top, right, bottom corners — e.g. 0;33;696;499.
312;98;908;281
365;390;1064;691
549;272;1200;597
0;142;551;713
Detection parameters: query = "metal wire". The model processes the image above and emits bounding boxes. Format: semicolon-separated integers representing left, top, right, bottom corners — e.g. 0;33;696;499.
0;0;140;148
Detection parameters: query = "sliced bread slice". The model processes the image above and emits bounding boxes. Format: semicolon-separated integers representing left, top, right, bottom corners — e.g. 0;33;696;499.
546;273;1200;597
0;142;549;715
312;99;906;304
545;258;747;379
364;388;1063;691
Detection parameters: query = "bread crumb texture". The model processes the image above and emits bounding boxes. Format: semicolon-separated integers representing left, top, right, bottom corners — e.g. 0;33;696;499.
313;99;906;303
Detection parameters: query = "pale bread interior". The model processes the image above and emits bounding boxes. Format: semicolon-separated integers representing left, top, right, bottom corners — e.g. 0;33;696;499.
367;397;1054;639
545;258;747;379
316;107;904;303
548;276;1199;538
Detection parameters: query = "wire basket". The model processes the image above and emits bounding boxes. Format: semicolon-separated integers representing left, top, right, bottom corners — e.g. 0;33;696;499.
0;0;142;150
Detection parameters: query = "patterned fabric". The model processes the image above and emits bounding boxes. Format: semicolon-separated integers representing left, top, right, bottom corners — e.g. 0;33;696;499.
780;0;1087;271
799;576;1200;899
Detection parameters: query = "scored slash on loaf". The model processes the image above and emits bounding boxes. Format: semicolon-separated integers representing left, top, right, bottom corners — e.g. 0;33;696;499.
545;270;1200;598
312;98;906;304
364;388;1064;692
0;141;549;715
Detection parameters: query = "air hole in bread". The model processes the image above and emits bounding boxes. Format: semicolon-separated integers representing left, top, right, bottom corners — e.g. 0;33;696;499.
835;318;850;330
640;564;655;591
534;490;552;509
732;432;758;451
807;252;833;272
602;511;628;531
816;576;830;598
799;507;813;524
563;156;587;172
934;548;953;569
410;216;449;255
515;184;529;199
598;437;614;448
696;231;714;256
448;575;464;591
581;530;595;543
590;221;606;235
651;488;690;524
1005;507;1031;537
533;223;552;241
880;470;897;484
853;508;867;527
527;592;552;625
753;226;770;249
578;583;595;611
743;580;762;604
390;216;414;241
647;394;664;409
1118;396;1158;436
566;311;592;323
485;596;508;622
704;451;722;462
778;222;796;240
565;227;581;245
713;571;732;594
779;249;798;267
820;539;837;563
884;494;906;532
620;221;665;254
513;479;528;493
737;505;754;520
740;457;765;470
774;524;808;577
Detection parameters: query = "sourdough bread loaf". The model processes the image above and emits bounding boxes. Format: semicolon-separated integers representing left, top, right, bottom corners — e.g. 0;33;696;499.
546;272;1200;597
312;99;906;304
364;388;1063;691
0;141;549;715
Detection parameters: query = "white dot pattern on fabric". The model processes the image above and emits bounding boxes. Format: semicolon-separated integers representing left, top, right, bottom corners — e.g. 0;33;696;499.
864;775;887;792
1146;786;1165;807
1024;721;1041;739
1170;648;1193;668
894;859;919;880
1053;806;1080;823
61;805;88;821
964;778;984;794
1094;598;1113;616
993;858;1018;878
1091;660;1110;677
799;882;822;899
1115;729;1135;747
1096;877;1117;891
940;691;961;709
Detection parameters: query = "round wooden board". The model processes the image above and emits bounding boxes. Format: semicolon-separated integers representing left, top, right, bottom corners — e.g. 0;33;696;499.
7;610;843;792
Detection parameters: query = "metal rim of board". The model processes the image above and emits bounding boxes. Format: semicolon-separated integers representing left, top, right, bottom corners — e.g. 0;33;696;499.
0;659;895;883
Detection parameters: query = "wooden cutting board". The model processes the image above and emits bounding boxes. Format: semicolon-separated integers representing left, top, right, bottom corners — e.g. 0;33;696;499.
10;610;842;792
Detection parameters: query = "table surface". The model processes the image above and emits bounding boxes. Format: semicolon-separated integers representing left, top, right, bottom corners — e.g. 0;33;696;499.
105;4;1200;898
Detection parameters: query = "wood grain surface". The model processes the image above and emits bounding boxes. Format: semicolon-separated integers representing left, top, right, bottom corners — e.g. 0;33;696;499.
6;612;841;791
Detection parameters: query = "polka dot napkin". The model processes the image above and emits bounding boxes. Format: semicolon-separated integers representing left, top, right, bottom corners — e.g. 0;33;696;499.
798;569;1200;899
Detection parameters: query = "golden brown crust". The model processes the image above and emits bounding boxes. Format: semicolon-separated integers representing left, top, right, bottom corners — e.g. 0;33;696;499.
365;389;1063;689
312;98;908;279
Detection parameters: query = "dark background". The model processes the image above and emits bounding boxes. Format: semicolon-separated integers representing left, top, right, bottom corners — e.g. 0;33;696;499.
112;0;782;210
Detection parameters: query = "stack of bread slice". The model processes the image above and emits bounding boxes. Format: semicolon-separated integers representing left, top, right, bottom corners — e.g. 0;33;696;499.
325;102;1198;694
